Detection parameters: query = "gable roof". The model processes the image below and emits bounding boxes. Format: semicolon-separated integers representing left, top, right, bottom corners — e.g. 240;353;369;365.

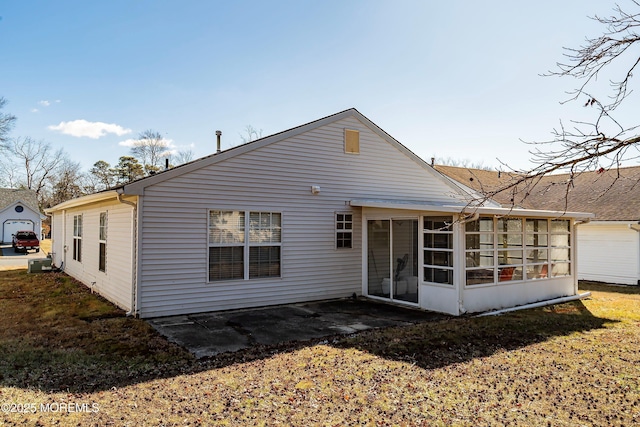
47;108;473;213
121;108;468;197
0;188;41;214
435;165;640;221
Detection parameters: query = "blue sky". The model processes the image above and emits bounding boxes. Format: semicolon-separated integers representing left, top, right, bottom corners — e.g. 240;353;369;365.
0;0;632;172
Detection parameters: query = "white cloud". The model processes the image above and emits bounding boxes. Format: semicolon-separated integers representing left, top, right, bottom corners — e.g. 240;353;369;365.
117;138;138;147
118;137;174;148
31;108;39;113
38;100;50;107
49;120;132;139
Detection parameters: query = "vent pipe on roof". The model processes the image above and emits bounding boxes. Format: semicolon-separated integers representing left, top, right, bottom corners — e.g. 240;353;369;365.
165;158;169;170
216;130;222;153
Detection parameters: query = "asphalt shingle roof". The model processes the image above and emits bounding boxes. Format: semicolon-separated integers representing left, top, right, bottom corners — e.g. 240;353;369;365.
435;165;640;221
0;188;41;214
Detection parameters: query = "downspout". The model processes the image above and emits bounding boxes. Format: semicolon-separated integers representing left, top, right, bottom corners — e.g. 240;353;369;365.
62;209;67;269
456;212;480;315
629;222;640;285
476;292;592;317
117;190;138;317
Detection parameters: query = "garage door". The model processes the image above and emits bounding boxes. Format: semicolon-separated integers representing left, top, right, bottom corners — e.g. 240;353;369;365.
3;220;34;243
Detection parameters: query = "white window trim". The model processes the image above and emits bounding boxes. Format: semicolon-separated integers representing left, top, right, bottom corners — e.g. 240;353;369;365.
208;210;282;282
99;211;107;273
422;216;455;286
335;212;353;249
73;214;82;262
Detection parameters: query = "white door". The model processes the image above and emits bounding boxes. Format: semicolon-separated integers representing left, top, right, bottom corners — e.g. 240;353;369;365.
3;220;34;243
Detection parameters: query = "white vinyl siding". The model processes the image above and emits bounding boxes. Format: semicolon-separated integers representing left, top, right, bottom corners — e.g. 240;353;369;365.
53;199;135;311
577;223;640;285
136;115;467;317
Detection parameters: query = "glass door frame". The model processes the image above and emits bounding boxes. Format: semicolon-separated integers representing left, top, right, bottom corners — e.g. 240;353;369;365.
364;215;420;307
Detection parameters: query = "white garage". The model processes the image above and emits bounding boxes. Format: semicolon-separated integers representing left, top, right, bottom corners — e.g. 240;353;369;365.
3;219;35;243
0;189;43;244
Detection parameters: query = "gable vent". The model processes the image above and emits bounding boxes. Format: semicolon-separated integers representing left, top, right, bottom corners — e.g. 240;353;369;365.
344;129;360;154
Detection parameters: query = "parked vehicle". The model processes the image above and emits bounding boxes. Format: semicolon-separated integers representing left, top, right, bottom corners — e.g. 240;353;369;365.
12;230;40;254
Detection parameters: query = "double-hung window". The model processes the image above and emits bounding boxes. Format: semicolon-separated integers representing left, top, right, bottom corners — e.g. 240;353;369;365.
73;214;82;262
208;210;281;281
99;212;107;272
336;213;353;249
249;212;281;278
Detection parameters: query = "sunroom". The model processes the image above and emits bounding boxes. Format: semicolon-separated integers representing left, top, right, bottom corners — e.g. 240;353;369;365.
351;200;593;316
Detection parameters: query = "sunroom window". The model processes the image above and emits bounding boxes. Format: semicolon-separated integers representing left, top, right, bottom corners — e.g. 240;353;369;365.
465;217;571;286
550;220;571;277
423;216;454;285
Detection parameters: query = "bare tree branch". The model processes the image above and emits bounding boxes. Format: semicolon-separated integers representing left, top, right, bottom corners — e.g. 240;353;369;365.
467;1;640;209
0;97;17;147
7;137;66;196
547;0;640;111
239;125;263;144
130;130;171;174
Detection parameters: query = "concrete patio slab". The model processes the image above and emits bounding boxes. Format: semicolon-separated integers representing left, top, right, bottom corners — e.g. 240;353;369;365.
148;298;448;358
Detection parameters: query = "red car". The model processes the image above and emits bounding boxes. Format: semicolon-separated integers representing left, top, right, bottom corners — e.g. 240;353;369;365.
12;230;40;254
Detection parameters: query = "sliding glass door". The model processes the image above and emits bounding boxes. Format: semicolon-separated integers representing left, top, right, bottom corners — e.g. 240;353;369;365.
367;220;390;298
367;219;418;304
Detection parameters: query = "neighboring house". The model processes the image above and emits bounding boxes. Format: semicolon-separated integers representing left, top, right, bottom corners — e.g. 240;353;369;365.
436;165;640;286
0;188;44;243
45;109;591;318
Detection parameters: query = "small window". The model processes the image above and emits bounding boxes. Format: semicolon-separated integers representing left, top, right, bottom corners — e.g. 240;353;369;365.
336;213;353;249
73;214;82;262
15;205;24;213
344;129;360;154
99;212;107;272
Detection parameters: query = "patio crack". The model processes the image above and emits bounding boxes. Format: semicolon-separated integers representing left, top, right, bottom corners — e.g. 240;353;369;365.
224;319;257;345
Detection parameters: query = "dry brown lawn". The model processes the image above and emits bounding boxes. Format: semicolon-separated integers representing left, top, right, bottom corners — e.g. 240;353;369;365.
0;271;638;426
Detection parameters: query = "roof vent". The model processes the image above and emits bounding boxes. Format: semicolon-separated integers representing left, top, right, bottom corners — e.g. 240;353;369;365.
216;130;222;153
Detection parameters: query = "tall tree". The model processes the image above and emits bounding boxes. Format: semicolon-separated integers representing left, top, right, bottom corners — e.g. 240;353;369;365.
4;137;66;196
130;129;170;175
89;160;116;190
0;97;17;147
114;156;144;184
44;159;86;208
173;149;194;165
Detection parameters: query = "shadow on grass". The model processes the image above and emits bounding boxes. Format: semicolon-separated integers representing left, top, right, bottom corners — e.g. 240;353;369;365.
0;270;615;393
333;299;613;371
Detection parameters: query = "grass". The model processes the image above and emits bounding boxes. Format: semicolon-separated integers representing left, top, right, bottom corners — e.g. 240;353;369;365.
0;272;638;426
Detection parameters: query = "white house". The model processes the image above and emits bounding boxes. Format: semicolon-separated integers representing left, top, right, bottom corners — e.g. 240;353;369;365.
46;109;592;318
436;165;640;286
0;188;44;243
